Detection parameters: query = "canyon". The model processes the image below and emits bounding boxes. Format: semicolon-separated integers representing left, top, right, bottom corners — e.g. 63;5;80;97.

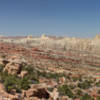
0;35;100;100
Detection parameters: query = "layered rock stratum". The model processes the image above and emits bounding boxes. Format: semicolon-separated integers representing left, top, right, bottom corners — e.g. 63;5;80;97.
0;35;100;100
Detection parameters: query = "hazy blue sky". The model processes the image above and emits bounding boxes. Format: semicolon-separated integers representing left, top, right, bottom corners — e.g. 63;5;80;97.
0;0;99;37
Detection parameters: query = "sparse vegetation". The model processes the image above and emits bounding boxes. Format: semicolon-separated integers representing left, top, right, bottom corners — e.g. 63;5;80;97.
96;96;100;100
0;37;100;100
96;80;100;87
1;72;30;93
58;85;74;98
76;89;83;96
80;94;94;100
78;80;92;89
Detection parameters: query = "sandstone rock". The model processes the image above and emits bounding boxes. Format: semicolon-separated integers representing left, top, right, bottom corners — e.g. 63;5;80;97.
29;97;40;100
4;62;22;75
47;79;57;87
39;77;47;83
25;97;40;100
59;77;66;84
0;83;5;91
26;88;36;97
0;97;4;100
74;99;80;100
49;97;54;100
8;94;19;100
30;83;48;89
0;83;9;99
10;89;16;95
26;88;50;99
0;58;9;66
94;34;100;40
21;90;26;98
50;88;59;100
61;96;69;100
20;70;28;78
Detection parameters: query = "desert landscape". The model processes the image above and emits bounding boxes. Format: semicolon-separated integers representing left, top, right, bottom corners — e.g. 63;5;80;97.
0;0;98;99
0;35;100;100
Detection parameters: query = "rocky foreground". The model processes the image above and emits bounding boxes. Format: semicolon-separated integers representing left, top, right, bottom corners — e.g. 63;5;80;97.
0;36;100;100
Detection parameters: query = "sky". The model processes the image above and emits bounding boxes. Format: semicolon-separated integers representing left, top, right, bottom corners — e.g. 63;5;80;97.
0;0;99;37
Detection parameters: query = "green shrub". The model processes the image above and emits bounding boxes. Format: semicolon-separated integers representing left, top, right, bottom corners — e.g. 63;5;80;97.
0;64;4;72
47;88;53;92
72;77;79;82
69;85;75;89
22;65;33;74
37;71;66;82
17;77;30;90
96;96;100;100
22;65;39;84
98;90;100;94
76;89;83;97
3;73;30;93
0;65;40;93
4;75;19;93
58;85;74;98
78;80;92;89
80;94;93;100
96;81;100;87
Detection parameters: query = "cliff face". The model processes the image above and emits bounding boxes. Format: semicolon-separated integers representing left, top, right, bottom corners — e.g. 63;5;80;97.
1;34;100;53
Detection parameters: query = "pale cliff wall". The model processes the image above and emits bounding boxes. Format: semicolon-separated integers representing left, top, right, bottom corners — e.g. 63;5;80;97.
1;34;100;53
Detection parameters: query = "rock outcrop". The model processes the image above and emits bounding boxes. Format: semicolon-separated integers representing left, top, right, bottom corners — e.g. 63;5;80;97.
4;62;22;75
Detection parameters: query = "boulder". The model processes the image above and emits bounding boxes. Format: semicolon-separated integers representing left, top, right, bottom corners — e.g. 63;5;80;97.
47;79;57;87
0;58;9;66
0;83;5;92
20;70;28;78
49;88;59;100
25;97;40;100
59;77;66;84
61;96;69;100
21;90;26;98
8;94;20;100
26;89;36;97
4;62;22;75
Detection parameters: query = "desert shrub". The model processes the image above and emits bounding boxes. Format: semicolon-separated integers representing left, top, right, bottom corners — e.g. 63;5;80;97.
76;89;83;96
37;71;66;82
80;93;93;100
47;88;53;92
26;73;39;84
1;55;6;58
46;72;59;79
4;74;20;93
2;73;30;93
37;71;47;77
17;77;30;90
0;65;40;93
22;65;39;84
22;65;33;74
72;77;79;82
0;64;4;72
96;96;100;100
96;80;100;87
58;85;74;98
78;80;92;89
0;71;8;82
98;90;100;94
69;85;75;89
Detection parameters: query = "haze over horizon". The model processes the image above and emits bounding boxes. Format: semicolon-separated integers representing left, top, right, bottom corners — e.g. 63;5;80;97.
0;0;99;38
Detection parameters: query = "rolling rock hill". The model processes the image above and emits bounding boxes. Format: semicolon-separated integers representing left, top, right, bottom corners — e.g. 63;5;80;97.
0;35;100;100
